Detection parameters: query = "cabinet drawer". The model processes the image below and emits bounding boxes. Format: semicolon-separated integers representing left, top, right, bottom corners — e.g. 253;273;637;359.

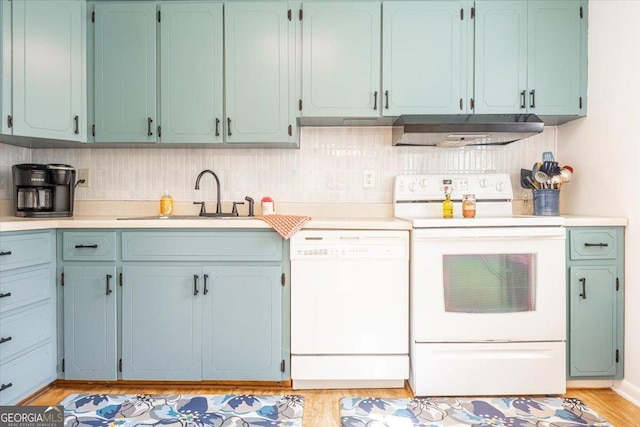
0;231;54;272
0;266;53;314
569;229;617;260
122;231;282;261
63;231;117;261
0;303;54;364
0;341;56;405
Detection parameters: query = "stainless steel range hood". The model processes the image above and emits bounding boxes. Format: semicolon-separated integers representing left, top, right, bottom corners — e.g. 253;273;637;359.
392;114;544;147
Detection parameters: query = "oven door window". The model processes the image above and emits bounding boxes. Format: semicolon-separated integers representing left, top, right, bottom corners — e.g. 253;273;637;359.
443;254;535;313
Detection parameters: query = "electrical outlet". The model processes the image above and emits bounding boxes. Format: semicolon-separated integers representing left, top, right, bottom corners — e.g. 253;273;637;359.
77;169;90;188
363;170;375;188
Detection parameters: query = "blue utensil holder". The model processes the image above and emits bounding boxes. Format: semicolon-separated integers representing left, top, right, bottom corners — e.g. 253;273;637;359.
533;189;560;216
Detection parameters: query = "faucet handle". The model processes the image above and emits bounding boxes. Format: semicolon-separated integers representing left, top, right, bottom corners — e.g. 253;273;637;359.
244;196;255;216
193;201;206;215
232;201;245;216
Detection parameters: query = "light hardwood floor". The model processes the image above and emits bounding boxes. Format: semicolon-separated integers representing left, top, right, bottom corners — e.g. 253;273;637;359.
24;382;640;426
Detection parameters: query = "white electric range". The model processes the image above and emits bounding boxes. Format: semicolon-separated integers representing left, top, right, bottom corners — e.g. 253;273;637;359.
394;174;567;396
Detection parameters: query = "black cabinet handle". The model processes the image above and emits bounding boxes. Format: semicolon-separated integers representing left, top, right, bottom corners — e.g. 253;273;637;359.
0;383;12;392
373;91;378;110
529;89;536;108
579;277;587;299
75;244;98;249
0;337;12;344
215;118;220;137
193;274;199;296
0;292;11;298
227;118;232;137
74;115;79;134
147;117;153;136
384;90;389;109
0;251;11;256
584;242;608;247
106;274;113;296
203;274;209;295
520;90;526;109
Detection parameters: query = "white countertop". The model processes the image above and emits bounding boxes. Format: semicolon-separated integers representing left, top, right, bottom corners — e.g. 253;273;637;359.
0;215;412;233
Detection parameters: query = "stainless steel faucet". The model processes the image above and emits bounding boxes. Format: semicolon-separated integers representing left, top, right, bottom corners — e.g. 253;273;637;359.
194;170;222;214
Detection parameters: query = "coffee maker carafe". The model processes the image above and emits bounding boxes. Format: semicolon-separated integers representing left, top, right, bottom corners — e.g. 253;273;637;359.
12;164;76;217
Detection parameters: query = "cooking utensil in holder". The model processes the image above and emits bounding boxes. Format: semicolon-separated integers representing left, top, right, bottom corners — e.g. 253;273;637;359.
533;189;560;216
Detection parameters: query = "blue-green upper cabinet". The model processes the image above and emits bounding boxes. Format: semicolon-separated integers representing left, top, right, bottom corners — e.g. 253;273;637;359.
12;0;87;141
474;0;584;116
94;2;156;143
1;0;11;135
301;2;381;117
527;0;583;116
382;1;468;115
159;2;224;144
224;2;294;144
474;1;527;114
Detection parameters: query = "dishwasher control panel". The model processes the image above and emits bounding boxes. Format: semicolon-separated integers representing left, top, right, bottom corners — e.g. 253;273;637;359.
290;230;409;260
292;244;405;259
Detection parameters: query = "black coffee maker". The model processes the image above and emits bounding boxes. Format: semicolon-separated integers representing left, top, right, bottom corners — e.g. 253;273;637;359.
12;164;76;217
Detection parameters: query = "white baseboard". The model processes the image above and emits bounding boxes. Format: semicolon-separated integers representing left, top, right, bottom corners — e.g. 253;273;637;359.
613;380;640;407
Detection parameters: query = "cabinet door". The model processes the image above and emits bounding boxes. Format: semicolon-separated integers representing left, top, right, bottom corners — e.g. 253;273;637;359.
159;3;223;144
63;266;117;380
474;1;528;114
527;1;581;115
302;2;381;117
94;2;156;143
1;0;11;135
12;0;86;141
224;2;292;143
202;266;282;380
383;1;466;115
569;266;617;377
121;266;201;380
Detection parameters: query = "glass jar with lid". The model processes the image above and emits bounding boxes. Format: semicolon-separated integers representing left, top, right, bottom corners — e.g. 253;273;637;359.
462;194;476;218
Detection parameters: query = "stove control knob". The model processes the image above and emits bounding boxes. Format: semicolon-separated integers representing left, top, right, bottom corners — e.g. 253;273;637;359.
419;179;427;187
409;182;418;191
478;178;487;188
496;181;505;192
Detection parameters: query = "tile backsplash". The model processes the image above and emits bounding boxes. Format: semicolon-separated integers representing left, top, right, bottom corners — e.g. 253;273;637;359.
1;126;556;204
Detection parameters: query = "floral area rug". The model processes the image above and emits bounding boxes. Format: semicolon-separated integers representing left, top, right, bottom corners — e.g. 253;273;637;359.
340;396;612;427
61;393;304;426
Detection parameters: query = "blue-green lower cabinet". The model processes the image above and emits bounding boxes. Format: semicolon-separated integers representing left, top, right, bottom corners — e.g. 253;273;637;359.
566;227;624;379
202;266;282;380
63;266;117;380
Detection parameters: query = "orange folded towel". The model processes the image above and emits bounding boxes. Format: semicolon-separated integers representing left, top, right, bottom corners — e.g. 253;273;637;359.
257;214;311;240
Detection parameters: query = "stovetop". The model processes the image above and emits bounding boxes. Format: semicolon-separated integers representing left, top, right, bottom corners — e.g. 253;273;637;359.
394;173;564;227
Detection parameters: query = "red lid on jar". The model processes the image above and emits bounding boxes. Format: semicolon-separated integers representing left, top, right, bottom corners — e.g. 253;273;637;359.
261;196;274;202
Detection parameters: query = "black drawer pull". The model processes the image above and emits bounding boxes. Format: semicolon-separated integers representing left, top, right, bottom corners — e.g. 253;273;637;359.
75;244;98;249
203;274;209;296
0;383;12;392
106;274;113;296
0;336;12;344
584;242;608;247
193;274;199;296
0;292;11;298
579;277;587;299
0;251;11;256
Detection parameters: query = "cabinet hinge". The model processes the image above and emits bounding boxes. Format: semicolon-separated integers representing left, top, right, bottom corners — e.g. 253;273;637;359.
91;11;95;23
7;115;12;129
119;359;123;372
459;98;463;110
460;8;463;20
470;98;475;110
61;272;64;287
119;272;123;287
281;273;286;287
62;358;65;373
299;9;303;21
471;7;475;19
580;6;583;19
91;124;95;137
288;124;292;137
157;10;161;23
616;277;619;291
157;125;162;138
298;99;302;111
288;9;292;21
579;97;583;109
616;349;619;363
280;359;285;373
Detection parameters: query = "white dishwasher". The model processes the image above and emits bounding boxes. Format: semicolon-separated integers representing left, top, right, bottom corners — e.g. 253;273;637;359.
290;229;409;389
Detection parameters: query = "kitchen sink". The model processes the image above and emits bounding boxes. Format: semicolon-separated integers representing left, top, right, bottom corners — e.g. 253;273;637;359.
117;215;256;220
